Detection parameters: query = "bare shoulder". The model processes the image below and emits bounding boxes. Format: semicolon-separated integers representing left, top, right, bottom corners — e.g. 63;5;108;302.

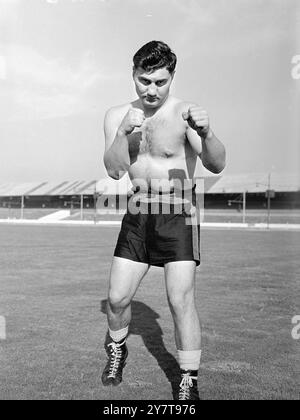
104;103;131;124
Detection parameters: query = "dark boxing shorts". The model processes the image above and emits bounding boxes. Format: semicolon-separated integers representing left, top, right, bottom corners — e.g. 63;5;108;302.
114;187;200;267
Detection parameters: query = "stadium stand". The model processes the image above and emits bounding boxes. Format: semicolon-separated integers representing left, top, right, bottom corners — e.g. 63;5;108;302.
0;174;299;223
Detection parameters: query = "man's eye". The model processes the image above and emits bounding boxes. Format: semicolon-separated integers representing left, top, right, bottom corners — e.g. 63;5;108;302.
157;81;167;87
140;79;150;85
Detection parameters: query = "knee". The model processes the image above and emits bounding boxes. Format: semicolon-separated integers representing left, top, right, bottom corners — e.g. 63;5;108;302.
168;291;195;315
108;290;131;311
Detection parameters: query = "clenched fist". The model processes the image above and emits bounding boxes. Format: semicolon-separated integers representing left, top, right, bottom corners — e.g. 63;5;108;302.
119;108;145;135
182;106;210;138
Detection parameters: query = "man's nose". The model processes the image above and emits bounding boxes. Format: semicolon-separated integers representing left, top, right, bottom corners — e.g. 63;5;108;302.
147;85;157;96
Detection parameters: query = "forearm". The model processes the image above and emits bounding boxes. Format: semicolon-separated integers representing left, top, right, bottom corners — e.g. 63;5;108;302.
104;129;130;179
200;129;226;174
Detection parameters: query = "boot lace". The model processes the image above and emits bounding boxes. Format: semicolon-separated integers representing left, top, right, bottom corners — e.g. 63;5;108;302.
107;341;124;378
179;373;197;400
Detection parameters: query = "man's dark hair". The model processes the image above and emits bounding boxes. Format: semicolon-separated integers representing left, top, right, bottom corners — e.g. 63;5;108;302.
133;41;177;74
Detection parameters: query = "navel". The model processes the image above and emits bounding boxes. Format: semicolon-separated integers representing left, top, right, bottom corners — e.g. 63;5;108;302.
163;150;174;158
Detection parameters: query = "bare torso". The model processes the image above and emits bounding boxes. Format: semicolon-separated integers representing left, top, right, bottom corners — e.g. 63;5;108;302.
116;96;198;193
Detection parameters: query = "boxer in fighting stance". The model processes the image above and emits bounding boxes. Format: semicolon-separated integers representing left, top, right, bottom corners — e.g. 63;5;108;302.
102;41;226;400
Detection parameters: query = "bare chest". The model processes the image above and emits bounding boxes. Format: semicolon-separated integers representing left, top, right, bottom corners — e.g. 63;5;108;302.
127;116;186;159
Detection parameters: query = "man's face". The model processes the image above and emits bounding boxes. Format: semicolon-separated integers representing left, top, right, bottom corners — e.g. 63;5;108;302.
133;67;174;109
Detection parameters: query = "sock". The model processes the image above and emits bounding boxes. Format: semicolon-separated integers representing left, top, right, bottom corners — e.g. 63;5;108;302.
177;349;202;371
109;326;128;343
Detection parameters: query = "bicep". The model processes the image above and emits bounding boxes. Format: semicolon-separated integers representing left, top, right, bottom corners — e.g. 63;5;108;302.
103;110;119;152
186;126;202;158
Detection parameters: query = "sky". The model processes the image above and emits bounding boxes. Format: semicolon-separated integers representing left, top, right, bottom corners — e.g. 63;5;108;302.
0;0;299;182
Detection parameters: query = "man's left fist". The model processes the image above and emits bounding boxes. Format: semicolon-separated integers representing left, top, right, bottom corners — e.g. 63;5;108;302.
182;106;210;138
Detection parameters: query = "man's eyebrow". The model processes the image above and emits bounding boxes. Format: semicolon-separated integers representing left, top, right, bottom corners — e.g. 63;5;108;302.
138;76;168;83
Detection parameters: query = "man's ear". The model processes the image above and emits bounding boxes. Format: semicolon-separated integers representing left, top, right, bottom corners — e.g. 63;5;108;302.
171;71;176;80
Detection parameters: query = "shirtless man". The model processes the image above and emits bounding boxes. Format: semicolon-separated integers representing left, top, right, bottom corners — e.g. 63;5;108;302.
102;41;226;400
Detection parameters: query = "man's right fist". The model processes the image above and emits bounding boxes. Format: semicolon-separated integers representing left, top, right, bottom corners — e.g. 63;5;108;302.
119;108;145;135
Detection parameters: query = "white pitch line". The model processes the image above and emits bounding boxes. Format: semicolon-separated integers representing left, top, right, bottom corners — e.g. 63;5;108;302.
0;219;300;231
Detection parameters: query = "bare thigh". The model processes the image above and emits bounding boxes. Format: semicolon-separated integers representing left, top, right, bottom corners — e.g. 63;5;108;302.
108;257;149;304
164;261;196;308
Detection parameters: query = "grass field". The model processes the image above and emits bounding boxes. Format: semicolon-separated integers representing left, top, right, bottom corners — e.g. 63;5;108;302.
0;225;299;400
